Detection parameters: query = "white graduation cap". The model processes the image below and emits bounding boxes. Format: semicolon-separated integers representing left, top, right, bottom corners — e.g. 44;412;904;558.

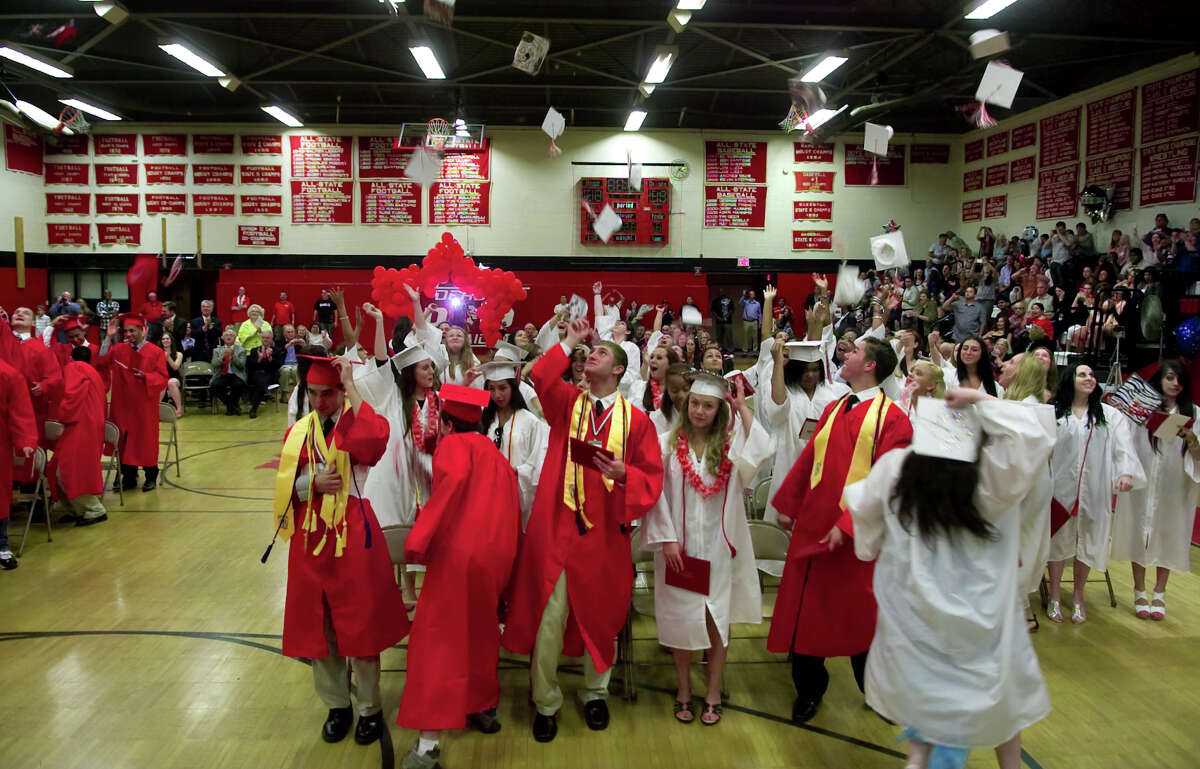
832;263;866;306
689;373;728;401
541;106;565;141
784;340;825;363
567;293;588;320
492;340;528;362
680;305;702;326
968;29;1011;60
481;360;522;382
391;344;431;371
864;122;894;156
404;147;442;189
870;229;910;270
975;60;1024;109
911;398;983;463
592;204;622;243
630;162;643;191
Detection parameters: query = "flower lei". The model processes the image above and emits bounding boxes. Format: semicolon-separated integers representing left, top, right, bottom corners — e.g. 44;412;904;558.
411;390;441;454
675;430;732;499
649;377;663;410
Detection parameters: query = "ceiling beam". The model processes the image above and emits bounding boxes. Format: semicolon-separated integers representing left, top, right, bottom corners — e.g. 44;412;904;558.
445;26;656;84
14;41;187;75
686;26;802;76
60;15;128;65
241;18;398;80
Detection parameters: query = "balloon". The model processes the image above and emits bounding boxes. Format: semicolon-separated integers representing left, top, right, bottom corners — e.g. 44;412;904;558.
1175;316;1200;358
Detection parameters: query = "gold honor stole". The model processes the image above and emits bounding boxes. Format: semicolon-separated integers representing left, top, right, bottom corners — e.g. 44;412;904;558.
272;403;353;557
809;391;892;510
562;391;630;530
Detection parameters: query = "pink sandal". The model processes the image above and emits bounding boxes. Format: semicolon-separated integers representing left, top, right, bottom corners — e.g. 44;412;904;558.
1046;600;1064;623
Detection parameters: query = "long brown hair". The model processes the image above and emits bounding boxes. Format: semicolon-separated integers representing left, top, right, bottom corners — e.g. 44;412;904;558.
669;377;731;475
642;345;681;411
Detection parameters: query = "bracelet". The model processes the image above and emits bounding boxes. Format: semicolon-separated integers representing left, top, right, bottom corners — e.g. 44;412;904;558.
339;315;349;320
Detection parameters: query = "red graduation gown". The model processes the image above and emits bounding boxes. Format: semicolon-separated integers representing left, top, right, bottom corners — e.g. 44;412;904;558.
47;362;106;501
19;337;63;447
281;402;411;659
0;359;38;520
766;395;912;658
501;345;663;673
95;342;168;467
397;432;521;730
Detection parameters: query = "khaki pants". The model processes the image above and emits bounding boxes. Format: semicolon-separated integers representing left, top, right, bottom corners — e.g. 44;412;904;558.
739;319;759;352
531;571;613;716
54;469;107;520
312;603;381;717
278;365;298;400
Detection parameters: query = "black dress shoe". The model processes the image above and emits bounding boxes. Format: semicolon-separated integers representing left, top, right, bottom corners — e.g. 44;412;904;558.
792;697;820;724
467;707;501;734
142;479;157;492
354;712;384;745
583;700;609;731
0;551;18;570
76;514;108;527
532;712;557;743
249;407;258;419
321;707;353;743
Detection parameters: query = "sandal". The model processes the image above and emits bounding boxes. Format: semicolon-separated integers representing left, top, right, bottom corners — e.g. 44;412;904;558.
1071;603;1087;624
1150;592;1165;621
1134;590;1151;619
700;702;722;726
673;700;694;723
1026;612;1039;633
1046;600;1064;623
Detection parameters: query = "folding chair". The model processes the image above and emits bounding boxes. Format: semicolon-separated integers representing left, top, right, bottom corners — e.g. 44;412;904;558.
381;525;413;587
102;420;124;507
44;420;64;442
13;448;51;556
1038;565;1117;610
748;520;790;607
158;403;181;477
182;361;214;407
617;535;657;703
746;477;772;520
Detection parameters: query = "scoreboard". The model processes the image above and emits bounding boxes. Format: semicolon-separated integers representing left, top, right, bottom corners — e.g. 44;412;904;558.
579;176;670;246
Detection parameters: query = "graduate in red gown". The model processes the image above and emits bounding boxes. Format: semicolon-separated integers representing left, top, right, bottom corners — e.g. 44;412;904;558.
501;318;664;743
270;355;408;747
47;347;108;527
396;383;521;769
0;357;37;569
94;314;168;492
5;307;63;453
46;315;91;369
767;337;912;724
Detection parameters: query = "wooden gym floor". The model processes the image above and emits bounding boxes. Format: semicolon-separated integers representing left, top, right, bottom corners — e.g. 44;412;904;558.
2;407;1199;769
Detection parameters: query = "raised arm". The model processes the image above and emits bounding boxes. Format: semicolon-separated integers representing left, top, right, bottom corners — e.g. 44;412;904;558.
761;284;776;341
363;302;388;362
331;287;358;350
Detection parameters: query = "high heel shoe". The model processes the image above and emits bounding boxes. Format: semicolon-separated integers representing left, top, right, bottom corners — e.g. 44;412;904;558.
1150;591;1166;621
1134;590;1151;619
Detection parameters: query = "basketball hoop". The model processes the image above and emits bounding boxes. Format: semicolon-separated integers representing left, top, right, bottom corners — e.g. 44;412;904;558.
55;106;90;135
425;118;451;150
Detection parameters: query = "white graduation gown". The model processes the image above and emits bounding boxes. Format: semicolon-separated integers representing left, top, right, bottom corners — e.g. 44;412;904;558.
760;381;849;525
483;408;550;531
941;364;1005;398
1048;403;1145;571
596;311;641;397
844;400;1054;750
1015;397;1057;600
650;407;680;437
1111;404;1200;572
640;416;772;649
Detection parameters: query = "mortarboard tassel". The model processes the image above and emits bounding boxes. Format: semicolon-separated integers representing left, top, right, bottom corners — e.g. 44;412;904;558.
870;156;880;186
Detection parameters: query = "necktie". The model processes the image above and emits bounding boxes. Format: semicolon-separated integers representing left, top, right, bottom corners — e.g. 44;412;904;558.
843;394;860;413
594;398;605;420
322;418;335;438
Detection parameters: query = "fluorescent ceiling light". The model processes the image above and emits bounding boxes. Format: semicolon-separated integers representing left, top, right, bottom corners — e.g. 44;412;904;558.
59;98;121;121
638;82;656;97
800;55;848;83
93;1;129;24
676;0;706;9
644;45;678;85
158;43;226;77
219;76;242;92
667;9;691;33
0;44;73;78
965;0;1021;19
261;105;303;127
409;45;446;79
624;109;647;132
16;100;67;132
805;105;847;131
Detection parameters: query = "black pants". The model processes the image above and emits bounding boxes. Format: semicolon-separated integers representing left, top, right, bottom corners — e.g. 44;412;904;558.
211;374;244;413
247;370;276;408
120;464;159;489
790;652;868;704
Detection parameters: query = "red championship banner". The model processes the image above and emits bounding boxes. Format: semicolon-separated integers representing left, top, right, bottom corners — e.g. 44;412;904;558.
963;168;984;192
142;134;186;156
1011;122;1037;150
291;180;354;224
961;199;983;222
987;131;1009;157
1140;69;1199;144
193;134;234;154
360;181;422;224
238;225;280;247
1139;136;1199;207
964;139;984;163
44;133;88;155
4;124;43;175
705;141;767;184
1010;155;1036;183
793;200;833;221
358;135;409;179
792;230;833;251
47;223;89;246
910;143;950;164
92;133;137;156
46;193;89;215
844;143;905;186
429;181;490;225
794;170;835;192
193;163;234;185
95;163;138;185
241;134;282;155
984;194;1007;219
290;135;353;178
97;222;141;245
1039;107;1080;168
438;140;490;181
1085;150;1134;210
703;185;767;228
45;162;88;185
240;194;283;215
96;193;139;215
146;193;187;215
192;193;235;216
239;164;282;185
794;142;834;163
985;163;1008;187
1036;164;1079;220
1087;89;1135;156
145;163;186;185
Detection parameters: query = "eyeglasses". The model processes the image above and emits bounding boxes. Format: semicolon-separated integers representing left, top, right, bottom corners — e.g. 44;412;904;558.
493;424;503;449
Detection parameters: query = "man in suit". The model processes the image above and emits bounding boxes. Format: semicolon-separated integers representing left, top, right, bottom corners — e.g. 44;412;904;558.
188;299;222;363
159;301;188;350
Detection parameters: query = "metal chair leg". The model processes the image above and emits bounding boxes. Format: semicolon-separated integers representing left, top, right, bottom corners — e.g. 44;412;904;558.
1105;569;1117;608
173;423;181;477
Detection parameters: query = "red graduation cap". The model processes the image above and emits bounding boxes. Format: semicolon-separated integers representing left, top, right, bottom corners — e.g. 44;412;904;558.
118;312;146;328
297;354;343;389
58;314;85;332
439;382;491;423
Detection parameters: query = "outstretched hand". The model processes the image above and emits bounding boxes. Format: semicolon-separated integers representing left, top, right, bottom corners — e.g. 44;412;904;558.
564;318;591;347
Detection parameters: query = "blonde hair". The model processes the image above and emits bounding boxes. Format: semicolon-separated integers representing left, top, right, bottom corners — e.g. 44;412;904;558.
247;303;265;317
1003;354;1047;403
442;325;479;381
910;360;946;398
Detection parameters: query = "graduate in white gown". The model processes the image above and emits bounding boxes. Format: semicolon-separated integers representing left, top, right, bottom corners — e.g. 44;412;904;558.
647;362;692;436
491;340;542;420
1111;360;1200;620
640;374;771;726
480;360;549;531
593;282;641;398
629;343;681;424
930;332;1005;397
438;325;482;388
1046;363;1144;624
845;391;1054;769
